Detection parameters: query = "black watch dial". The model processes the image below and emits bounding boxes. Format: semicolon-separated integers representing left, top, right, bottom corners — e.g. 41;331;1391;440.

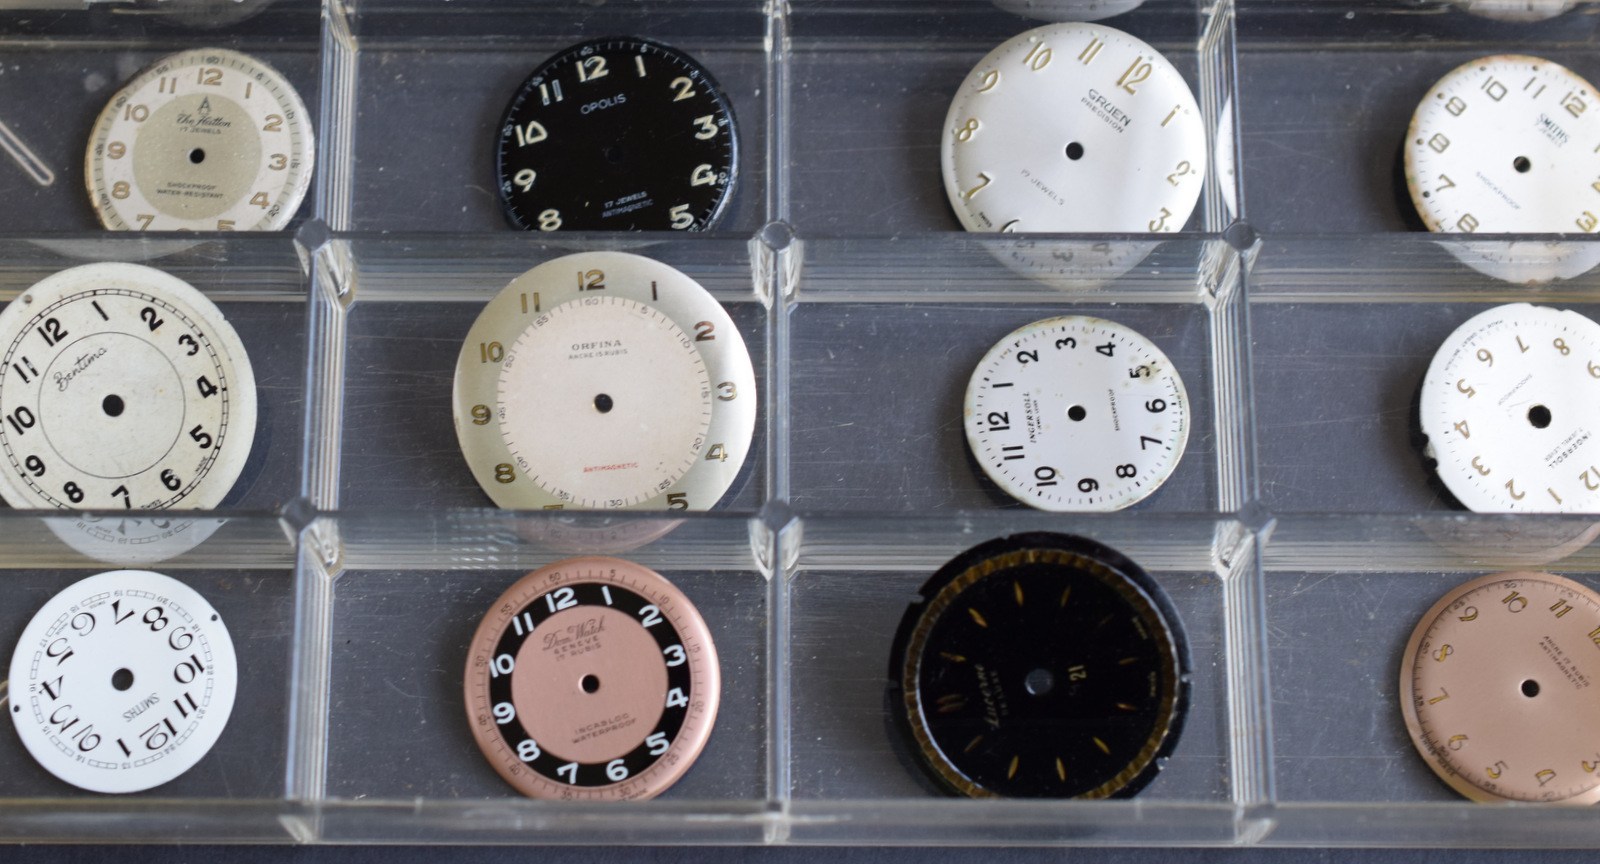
495;37;739;232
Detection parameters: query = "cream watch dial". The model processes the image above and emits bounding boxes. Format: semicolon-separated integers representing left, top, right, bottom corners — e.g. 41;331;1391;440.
990;0;1147;22
0;263;257;511
1401;572;1600;803
453;252;756;511
1405;55;1600;234
9;569;237;794
86;48;313;232
964;316;1189;511
1420;303;1600;513
941;23;1205;234
1452;0;1574;21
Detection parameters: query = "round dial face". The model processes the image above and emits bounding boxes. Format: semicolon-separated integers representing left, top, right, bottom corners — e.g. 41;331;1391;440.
0;263;257;511
941;23;1205;234
1419;303;1600;513
965;316;1189;511
1440;240;1600;286
990;0;1147;22
9;569;237;794
1405;55;1600;234
453;252;756;512
984;237;1158;287
496;37;738;232
1401;571;1600;803
464;557;720;801
1452;0;1573;21
889;532;1188;799
86;48;313;232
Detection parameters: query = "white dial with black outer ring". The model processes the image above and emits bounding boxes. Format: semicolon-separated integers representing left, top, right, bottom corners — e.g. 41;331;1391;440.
453;252;755;511
1420;303;1600;513
0;263;257;511
941;23;1205;234
1405;55;1600;235
9;569;237;794
965;316;1189;511
86;47;313;232
463;557;719;801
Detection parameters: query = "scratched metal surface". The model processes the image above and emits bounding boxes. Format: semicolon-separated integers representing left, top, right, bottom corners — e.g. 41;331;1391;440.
349;44;767;234
1250;302;1600;514
0;567;295;800
1237;46;1600;233
787;301;1219;512
324;566;768;801
0;48;320;233
337;298;768;511
1265;568;1497;803
787;566;1231;801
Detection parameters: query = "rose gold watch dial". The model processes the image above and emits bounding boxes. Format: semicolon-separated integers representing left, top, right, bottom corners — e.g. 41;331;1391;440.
1401;571;1600;803
464;556;720;800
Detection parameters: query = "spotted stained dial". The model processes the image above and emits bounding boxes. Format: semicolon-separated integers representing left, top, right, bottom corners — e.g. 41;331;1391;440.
965;316;1189;511
0;263;256;511
86;47;313;232
1419;303;1600;513
1402;571;1600;803
889;532;1189;799
1405;55;1600;234
496;37;739;232
941;23;1206;233
464;557;720;800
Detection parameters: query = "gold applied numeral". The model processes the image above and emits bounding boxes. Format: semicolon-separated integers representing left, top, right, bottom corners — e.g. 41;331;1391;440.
1551;599;1574;618
1023;41;1052;71
1068;665;1087;681
1428;132;1450;153
1456;378;1475;397
1537;769;1557;786
244;82;252;99
1458;606;1478;622
955;118;979;142
1433;643;1453;662
1562;90;1588;119
1550;488;1564;505
198;67;222;86
1516;335;1530;353
480;342;504;363
1433;174;1456;195
111;181;130;199
1506;478;1525;500
1456;213;1478;233
1579;211;1598;233
1427;688;1451;705
1486;760;1507;780
263;114;283;132
471;404;491;425
1162;105;1180;127
978;70;999;92
1445;95;1466;116
135;213;153;229
1148;206;1172;231
1482;76;1507;101
1077;37;1103;65
577;270;605;291
1166;161;1191;186
269;154;287;170
717;382;738;401
1524;77;1546;100
1454;419;1470;439
124;104;149;122
706;444;728;462
1117;57;1152;94
158;76;177;94
1472;456;1490;476
250;192;269;208
1590;624;1600;646
107;141;126;159
1502;591;1527;612
217;219;234;230
1447;735;1468;750
1582;467;1599;491
965;172;992;199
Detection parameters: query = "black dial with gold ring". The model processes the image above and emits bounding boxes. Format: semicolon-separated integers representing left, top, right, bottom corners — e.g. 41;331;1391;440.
888;532;1189;799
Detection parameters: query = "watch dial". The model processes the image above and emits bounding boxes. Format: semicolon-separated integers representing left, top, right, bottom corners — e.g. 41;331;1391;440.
990;0;1147;22
85;48;313;232
1401;571;1600;803
0;263;257;511
9;569;237;794
890;532;1189;799
965;316;1189;512
941;23;1206;233
1419;303;1600;513
452;251;756;511
1405;55;1600;234
463;557;720;800
496;37;739;232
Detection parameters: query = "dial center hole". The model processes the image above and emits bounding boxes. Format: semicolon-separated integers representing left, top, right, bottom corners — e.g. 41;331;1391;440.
1528;404;1552;429
581;674;601;694
594;393;614;413
1024;668;1055;696
111;668;134;691
189;148;206;165
1513;156;1532;174
102;395;124;417
1067;405;1087;422
1065;142;1085;161
603;145;624;165
1522;679;1541;698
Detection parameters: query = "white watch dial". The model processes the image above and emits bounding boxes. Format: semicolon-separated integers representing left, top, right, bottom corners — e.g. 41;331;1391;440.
1452;0;1573;21
86;48;313;232
941;23;1206;234
0;263;257;511
453;251;757;511
9;569;238;794
1420;303;1600;513
990;0;1147;22
964;316;1189;511
1405;55;1600;234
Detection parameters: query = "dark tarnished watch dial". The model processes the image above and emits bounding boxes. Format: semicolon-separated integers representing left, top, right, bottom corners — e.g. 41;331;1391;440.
889;532;1189;799
495;37;738;232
